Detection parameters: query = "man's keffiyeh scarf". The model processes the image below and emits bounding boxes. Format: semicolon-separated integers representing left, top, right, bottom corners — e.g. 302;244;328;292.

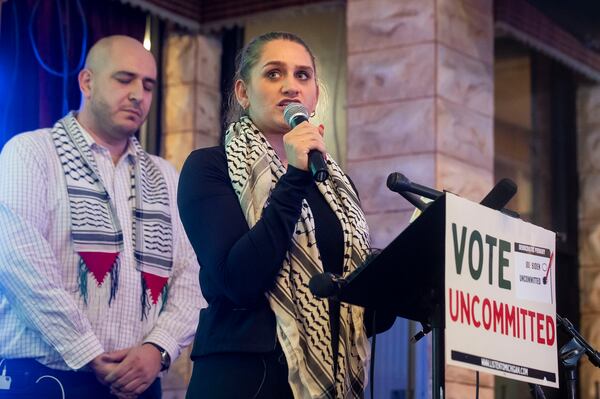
225;116;371;398
51;112;172;316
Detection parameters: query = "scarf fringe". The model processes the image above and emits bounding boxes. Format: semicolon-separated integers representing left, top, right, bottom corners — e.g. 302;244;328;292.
78;257;121;306
140;275;169;320
160;284;169;314
78;258;88;305
109;258;120;305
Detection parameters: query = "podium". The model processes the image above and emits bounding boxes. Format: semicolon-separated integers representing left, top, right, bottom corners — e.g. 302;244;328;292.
339;194;447;398
339;192;446;319
337;193;558;398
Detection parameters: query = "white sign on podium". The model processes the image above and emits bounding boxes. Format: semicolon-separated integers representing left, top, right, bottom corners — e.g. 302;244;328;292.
444;193;558;388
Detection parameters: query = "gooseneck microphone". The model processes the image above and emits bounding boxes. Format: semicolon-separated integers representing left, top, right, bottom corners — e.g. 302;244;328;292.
479;178;517;211
283;103;329;182
386;172;443;200
387;172;520;217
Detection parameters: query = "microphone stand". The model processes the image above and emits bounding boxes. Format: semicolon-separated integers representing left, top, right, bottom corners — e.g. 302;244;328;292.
556;314;600;399
528;383;546;399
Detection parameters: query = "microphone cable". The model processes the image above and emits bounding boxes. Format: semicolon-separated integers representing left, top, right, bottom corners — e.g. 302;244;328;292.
369;310;376;399
364;248;381;399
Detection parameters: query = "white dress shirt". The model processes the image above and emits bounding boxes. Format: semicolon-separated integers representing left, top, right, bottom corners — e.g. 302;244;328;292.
0;124;205;371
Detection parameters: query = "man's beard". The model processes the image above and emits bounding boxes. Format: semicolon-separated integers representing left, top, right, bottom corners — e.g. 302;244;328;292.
89;96;140;138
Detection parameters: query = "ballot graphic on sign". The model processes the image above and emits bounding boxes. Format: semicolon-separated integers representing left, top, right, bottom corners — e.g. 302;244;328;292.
514;243;554;304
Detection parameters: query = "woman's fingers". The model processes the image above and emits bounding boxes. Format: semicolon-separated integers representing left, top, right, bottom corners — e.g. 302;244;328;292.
283;122;326;170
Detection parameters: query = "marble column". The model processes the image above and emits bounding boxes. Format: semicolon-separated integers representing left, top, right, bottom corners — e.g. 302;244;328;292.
162;33;222;170
577;84;600;399
346;0;494;397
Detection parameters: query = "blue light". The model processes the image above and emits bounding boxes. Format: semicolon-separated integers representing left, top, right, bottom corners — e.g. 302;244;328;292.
0;0;19;150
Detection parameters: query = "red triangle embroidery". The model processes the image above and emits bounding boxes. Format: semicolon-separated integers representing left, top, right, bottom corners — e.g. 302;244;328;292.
142;272;168;304
79;252;119;286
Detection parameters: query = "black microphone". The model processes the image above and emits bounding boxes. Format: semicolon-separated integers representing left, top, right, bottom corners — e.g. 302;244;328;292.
283;103;328;182
386;172;443;200
309;272;347;299
479;178;517;211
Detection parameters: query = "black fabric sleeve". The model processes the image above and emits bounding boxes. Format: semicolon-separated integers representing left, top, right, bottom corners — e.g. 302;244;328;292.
177;147;313;307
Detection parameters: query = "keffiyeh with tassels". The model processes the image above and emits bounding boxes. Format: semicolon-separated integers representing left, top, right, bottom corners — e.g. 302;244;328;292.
225;116;371;398
51;112;172;315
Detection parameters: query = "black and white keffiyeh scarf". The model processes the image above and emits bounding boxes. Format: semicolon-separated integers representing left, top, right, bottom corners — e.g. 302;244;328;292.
225;116;371;398
51;112;172;312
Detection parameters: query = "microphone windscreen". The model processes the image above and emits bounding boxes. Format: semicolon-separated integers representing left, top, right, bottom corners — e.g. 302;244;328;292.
283;103;309;128
386;172;410;193
309;273;338;298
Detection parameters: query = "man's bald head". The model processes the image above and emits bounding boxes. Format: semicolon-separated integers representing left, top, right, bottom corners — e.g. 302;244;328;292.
77;35;157;143
84;35;155;75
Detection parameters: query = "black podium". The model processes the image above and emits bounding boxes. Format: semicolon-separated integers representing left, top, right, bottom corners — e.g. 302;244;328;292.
338;194;448;399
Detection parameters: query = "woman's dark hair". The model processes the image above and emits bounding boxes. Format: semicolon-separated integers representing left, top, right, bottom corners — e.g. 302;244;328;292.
224;31;317;126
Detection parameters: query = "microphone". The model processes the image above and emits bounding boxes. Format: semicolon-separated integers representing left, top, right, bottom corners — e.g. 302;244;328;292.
479;178;517;211
386;172;443;200
283;103;329;182
309;272;347;299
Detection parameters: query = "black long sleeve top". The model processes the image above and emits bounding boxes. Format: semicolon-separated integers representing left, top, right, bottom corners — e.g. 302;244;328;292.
178;146;395;358
178;146;348;356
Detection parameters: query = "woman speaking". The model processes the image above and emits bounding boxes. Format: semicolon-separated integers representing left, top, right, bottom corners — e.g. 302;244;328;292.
178;31;392;399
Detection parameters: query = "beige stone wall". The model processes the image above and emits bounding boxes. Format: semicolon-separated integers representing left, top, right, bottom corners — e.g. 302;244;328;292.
162;33;222;170
160;32;222;398
578;84;600;399
347;0;436;248
435;0;494;200
347;0;494;396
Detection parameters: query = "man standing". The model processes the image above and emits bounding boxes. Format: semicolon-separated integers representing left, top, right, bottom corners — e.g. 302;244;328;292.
0;36;203;398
